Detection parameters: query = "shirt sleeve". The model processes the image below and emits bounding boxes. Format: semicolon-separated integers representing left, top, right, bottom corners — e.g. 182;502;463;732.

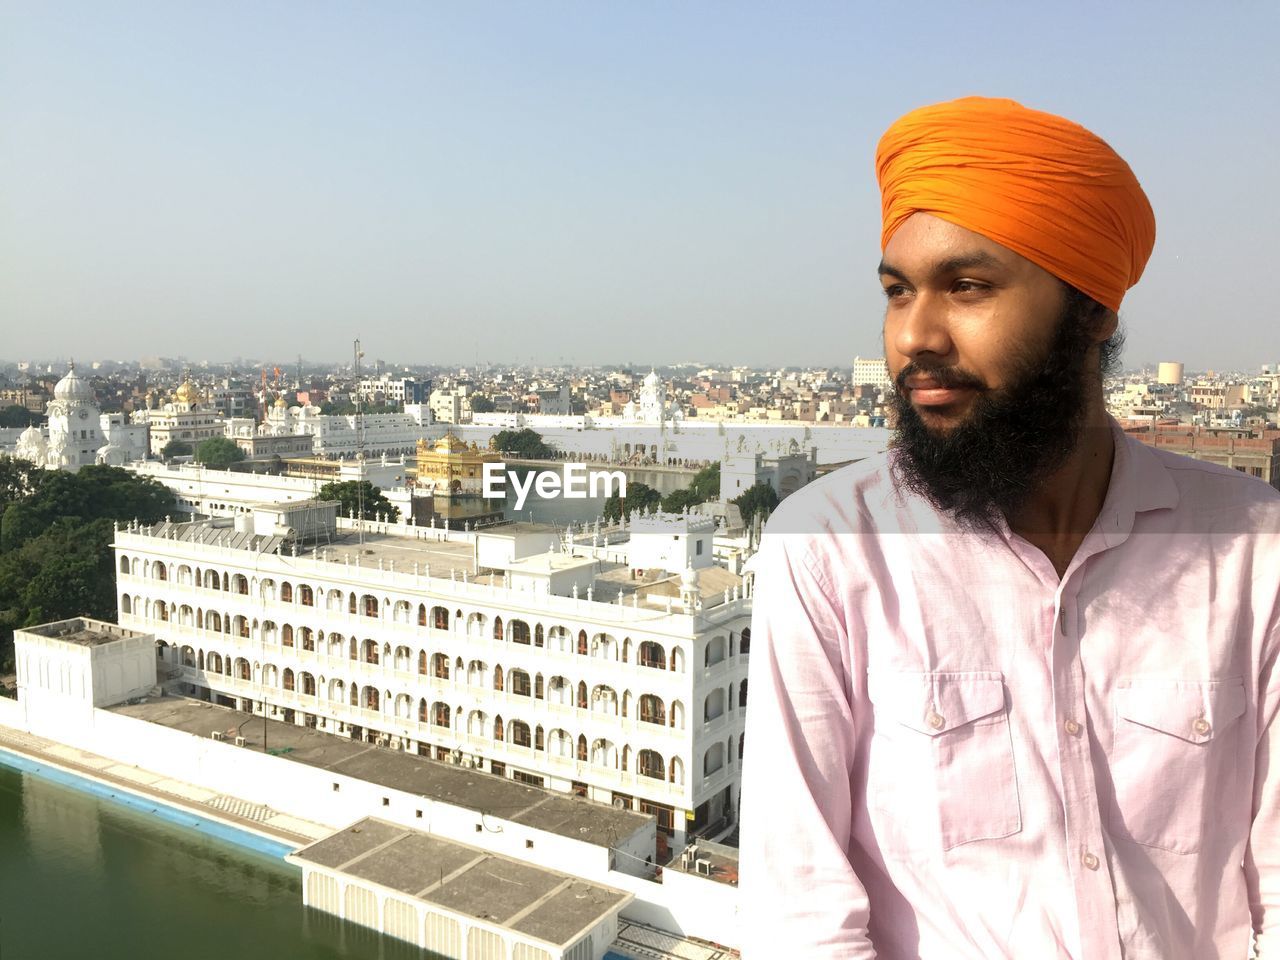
1248;617;1280;955
737;530;876;958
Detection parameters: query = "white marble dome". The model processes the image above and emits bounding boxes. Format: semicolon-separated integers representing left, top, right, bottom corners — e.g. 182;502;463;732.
53;364;95;403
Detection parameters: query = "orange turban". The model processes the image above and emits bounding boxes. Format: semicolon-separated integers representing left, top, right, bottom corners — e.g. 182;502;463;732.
876;96;1155;312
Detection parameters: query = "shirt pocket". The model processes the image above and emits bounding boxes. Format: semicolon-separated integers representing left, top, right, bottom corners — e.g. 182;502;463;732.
1108;677;1247;854
866;671;1022;857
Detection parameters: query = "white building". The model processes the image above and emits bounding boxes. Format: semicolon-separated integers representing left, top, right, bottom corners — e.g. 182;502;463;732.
133;377;225;456
15;364;150;470
430;387;469;424
13;617;157;731
719;440;818;501
852;355;892;391
127;458;414;520
114;508;752;847
256;402;436;457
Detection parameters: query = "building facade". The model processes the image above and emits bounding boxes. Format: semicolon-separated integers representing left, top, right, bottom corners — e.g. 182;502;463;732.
15;364;149;470
114;512;751;847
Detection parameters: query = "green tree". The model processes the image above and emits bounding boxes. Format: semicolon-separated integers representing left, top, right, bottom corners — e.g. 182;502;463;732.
602;481;662;523
0;468;175;670
468;395;495;413
194;436;247;469
0;405;37;428
660;488;700;513
317;480;400;521
161;439;193;459
688;462;721;501
660;462;721;512
0;465;174;552
0;456;44;514
490;428;558;459
731;482;779;528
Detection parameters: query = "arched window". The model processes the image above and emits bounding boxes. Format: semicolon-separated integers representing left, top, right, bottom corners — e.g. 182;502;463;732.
704;743;725;776
705;636;726;667
300;627;315;652
283;669;295;691
362;594;378;618
418;604;428;626
348;593;357;615
639;694;666;726
432;653;450;679
577;735;588;762
119;556;129;575
739;678;749;708
740;627;751;655
511;721;531;748
433;607;449;630
577;681;588;709
639;641;666;670
493;616;504;641
299;585;314;607
280;582;293;603
494;715;505;742
418;650;429;675
534;624;544;648
577;630;588;655
638;749;664;780
121;594;132;614
301;672;315;696
433;702;451;727
511;620;530;645
494;665;504;692
510;670;531;697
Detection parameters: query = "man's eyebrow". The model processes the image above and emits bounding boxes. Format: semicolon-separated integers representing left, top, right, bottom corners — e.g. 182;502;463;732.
877;250;1006;282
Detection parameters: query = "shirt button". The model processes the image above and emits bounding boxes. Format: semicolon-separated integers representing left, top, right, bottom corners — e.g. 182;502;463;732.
1082;851;1099;871
926;710;945;730
1193;717;1211;736
1064;718;1081;736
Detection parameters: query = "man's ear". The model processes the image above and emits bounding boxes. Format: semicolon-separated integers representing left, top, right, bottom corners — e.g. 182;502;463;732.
1091;305;1119;345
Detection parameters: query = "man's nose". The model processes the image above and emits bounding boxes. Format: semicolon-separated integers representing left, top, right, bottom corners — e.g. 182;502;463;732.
891;292;953;361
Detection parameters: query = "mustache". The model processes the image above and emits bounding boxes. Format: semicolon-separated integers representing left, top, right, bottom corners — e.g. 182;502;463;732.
895;361;988;393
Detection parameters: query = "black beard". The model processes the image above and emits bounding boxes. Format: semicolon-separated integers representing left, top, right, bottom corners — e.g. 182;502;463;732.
886;303;1097;533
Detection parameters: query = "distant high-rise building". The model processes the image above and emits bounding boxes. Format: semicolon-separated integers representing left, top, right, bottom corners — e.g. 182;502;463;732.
852;356;892;391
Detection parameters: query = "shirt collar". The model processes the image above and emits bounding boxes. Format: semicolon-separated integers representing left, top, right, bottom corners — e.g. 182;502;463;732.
1092;416;1180;544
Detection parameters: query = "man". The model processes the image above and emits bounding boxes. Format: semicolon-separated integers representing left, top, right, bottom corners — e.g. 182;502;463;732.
738;96;1280;959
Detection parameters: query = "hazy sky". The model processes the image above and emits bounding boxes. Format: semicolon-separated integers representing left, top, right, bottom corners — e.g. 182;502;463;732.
2;1;1278;370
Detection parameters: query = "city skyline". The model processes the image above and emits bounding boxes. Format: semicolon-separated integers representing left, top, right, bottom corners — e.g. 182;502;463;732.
3;2;1279;369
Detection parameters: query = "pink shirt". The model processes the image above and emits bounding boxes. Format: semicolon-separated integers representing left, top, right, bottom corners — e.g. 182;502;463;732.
739;422;1280;959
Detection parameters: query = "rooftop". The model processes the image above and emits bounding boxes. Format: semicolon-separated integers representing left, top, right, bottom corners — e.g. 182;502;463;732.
120;518;749;612
289;817;631;947
17;617;148;648
109;696;651;848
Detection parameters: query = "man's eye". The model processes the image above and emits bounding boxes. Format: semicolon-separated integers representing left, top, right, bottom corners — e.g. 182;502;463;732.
882;284;908;300
952;280;989;295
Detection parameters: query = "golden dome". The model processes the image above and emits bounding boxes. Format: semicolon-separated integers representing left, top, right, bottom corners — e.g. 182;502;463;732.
174;379;196;404
274;395;287;409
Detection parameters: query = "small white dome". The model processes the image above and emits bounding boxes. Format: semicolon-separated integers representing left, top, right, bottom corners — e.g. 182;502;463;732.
54;364;95;403
680;563;698;589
